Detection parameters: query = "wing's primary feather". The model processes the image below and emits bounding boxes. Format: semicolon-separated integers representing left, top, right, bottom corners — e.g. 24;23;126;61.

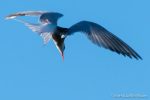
67;21;142;60
5;11;47;20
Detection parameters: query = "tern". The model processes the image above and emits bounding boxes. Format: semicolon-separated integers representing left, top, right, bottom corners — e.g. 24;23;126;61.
6;11;142;60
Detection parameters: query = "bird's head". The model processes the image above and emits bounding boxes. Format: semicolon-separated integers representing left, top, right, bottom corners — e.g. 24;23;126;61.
40;12;63;24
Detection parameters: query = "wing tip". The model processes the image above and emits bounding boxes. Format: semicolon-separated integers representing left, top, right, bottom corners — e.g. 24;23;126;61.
5;15;16;20
125;53;143;60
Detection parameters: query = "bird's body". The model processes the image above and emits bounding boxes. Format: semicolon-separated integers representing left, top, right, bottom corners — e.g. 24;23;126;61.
6;11;142;60
52;27;67;60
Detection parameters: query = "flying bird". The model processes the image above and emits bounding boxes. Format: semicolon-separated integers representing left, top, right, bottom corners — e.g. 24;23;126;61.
5;11;142;60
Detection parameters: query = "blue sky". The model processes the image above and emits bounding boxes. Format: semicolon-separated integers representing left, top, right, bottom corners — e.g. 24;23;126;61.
0;0;149;100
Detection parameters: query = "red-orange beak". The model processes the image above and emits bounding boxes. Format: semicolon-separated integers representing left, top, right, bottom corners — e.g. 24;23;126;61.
60;52;64;61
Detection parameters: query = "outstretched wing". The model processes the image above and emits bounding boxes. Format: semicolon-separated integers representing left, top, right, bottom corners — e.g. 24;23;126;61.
67;21;142;60
13;19;54;44
5;11;63;24
5;11;47;20
5;11;63;44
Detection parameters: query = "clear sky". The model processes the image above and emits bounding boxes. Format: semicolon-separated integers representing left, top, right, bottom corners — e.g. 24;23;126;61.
0;0;149;100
